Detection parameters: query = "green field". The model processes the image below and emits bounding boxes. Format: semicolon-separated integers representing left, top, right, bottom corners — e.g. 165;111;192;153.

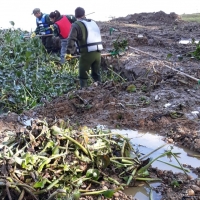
180;13;200;22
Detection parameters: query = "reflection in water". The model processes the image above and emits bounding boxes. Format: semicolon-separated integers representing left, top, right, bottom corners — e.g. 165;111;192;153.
111;129;200;199
137;34;143;38
23;118;33;126
111;129;200;171
125;183;162;200
179;39;199;44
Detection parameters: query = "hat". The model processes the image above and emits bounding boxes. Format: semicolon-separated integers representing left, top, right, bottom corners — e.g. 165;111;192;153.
32;8;40;15
75;7;85;18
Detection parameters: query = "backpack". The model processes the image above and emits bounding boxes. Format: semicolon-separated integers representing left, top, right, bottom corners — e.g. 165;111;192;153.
66;15;77;23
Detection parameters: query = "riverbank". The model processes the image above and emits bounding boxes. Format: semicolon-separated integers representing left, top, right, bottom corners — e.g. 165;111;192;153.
0;11;200;199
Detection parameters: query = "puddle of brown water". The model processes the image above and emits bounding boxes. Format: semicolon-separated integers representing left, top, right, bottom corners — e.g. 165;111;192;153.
111;129;200;174
111;129;200;200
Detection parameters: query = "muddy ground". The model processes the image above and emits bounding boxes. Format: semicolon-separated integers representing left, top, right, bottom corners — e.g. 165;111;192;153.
0;11;200;199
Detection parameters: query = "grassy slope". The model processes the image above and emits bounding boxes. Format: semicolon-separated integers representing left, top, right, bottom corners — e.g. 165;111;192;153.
180;13;200;22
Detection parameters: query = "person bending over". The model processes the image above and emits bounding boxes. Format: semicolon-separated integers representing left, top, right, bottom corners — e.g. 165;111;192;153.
32;8;53;53
49;10;76;64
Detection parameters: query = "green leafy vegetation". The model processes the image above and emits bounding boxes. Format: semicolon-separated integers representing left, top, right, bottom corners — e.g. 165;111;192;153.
112;36;128;54
191;39;200;60
126;84;136;93
171;179;180;188
101;65;126;83
0;28;79;113
0;122;189;199
0;27;128;114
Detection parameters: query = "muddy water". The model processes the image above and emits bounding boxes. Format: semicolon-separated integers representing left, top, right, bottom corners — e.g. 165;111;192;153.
111;129;200;200
125;183;162;200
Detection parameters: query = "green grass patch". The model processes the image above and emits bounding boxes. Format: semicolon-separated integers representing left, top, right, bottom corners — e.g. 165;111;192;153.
180;13;200;23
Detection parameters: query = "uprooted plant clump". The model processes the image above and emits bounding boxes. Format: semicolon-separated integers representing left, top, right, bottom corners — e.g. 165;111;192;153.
1;119;179;199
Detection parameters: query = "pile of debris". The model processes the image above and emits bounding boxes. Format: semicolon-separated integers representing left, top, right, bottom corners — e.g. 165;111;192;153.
0;119;164;199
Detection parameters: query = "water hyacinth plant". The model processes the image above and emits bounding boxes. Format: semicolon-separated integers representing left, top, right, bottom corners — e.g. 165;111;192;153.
0;26;78;113
0;120;189;199
0;25;126;114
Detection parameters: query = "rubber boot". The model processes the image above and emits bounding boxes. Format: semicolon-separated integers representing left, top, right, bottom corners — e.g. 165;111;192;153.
79;79;88;89
91;74;101;82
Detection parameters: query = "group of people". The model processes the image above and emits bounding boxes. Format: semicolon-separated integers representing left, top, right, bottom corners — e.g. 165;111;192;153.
31;7;103;88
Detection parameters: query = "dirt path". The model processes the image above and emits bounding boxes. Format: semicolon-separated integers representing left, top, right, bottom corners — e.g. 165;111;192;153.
0;11;200;200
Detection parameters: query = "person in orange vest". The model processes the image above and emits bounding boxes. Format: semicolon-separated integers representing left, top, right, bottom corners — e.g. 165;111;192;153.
49;10;76;64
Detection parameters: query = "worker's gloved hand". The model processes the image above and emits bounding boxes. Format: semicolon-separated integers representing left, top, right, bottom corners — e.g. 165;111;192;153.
31;32;36;38
65;54;73;60
50;25;54;31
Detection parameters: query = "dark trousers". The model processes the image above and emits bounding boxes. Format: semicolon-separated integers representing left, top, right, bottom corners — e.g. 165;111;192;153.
41;36;53;53
79;51;101;81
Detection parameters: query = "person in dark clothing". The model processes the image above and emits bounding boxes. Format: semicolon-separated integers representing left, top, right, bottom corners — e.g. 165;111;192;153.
32;8;53;53
49;10;76;64
65;7;103;88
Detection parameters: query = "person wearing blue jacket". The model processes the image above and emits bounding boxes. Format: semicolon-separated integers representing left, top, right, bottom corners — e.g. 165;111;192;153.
31;8;53;53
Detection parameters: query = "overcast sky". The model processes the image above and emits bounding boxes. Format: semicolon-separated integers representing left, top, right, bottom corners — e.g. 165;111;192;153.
1;0;200;31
